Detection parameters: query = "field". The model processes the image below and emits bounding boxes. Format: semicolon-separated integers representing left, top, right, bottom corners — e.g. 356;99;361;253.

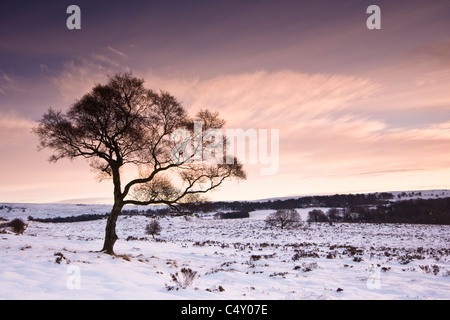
0;203;449;300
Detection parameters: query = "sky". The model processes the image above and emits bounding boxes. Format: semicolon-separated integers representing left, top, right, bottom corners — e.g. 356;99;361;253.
1;0;450;204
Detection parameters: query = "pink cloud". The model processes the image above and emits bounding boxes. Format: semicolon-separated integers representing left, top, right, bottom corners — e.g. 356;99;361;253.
136;68;450;199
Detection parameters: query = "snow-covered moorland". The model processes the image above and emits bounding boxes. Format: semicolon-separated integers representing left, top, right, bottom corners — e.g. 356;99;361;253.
0;203;449;300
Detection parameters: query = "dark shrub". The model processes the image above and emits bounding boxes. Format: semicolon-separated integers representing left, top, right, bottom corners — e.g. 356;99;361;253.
220;211;250;219
9;218;26;234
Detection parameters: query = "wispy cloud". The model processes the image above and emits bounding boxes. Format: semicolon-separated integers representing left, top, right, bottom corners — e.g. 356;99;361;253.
51;55;128;103
142;70;379;126
107;46;127;58
135;68;450;196
0;73;22;95
0;112;35;147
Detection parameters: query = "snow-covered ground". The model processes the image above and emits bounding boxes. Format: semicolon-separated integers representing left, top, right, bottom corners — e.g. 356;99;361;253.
0;203;449;300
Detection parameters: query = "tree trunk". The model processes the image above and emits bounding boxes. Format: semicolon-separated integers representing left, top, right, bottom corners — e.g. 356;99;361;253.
101;202;123;254
101;163;123;254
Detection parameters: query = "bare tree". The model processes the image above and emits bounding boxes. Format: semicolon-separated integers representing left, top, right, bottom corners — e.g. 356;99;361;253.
145;219;162;239
307;209;329;222
33;73;246;254
265;209;301;229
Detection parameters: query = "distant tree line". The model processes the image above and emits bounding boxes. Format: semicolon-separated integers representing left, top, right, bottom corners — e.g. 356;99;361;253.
305;198;450;225
122;207;171;217
191;193;394;213
25;192;450;225
120;193;450;225
28;213;109;223
366;198;450;224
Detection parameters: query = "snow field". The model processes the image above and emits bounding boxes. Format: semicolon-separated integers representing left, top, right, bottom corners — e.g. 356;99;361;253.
0;204;449;300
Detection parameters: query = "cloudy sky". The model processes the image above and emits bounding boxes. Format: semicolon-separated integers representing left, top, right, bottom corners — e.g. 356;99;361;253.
1;0;450;203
